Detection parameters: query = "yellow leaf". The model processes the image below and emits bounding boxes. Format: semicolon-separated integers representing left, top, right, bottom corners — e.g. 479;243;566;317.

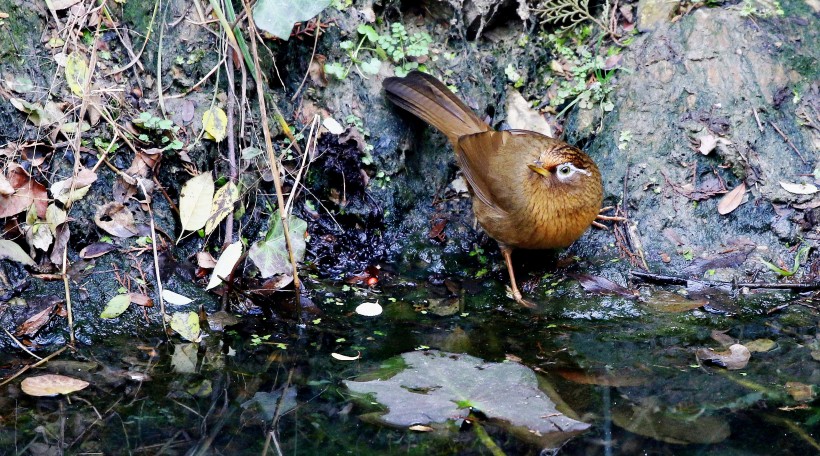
204;182;239;235
178;172;215;234
65;52;89;96
170;311;201;342
202;107;228;142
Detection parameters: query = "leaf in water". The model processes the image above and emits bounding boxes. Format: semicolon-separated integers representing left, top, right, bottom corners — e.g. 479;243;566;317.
785;382;815;402
745;338;776;352
202;107;228;142
100;294;131;319
717;182;746;215
172;343;198;373
612;404;730;444
178;172;215;234
162;289;193;306
204;182;239;235
170;311;201;342
573;274;637;298
696;343;751;370
21;374;89;397
206;241;243;290
644;290;707;313
252;0;331;41
64;52;89;96
355;301;382;316
248;216;307;278
0;239;36;266
555;369;646;387
241;389;298;421
779;181;818;195
345;350;589;447
94;202;138;238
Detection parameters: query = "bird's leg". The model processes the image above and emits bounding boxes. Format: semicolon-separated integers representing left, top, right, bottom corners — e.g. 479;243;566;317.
499;244;536;308
592;206;627;229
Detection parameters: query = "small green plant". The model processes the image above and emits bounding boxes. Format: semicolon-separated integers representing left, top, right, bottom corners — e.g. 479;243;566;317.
618;130;632;150
543;28;619;116
132;111;184;151
325;22;432;80
739;0;784;17
504;63;525;88
760;244;810;277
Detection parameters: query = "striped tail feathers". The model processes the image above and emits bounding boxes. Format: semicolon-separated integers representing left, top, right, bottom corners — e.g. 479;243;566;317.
382;71;490;144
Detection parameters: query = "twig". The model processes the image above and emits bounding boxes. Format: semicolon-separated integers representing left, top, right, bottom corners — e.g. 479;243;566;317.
291;14;322;101
2;328;43;360
137;180;168;337
106;0;161;76
0;346;68;387
244;0;301;293
752;107;764;132
769;121;806;164
225;48;237;248
630;270;820;291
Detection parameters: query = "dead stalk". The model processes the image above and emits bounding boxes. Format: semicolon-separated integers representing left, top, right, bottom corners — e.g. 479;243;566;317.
244;0;301;292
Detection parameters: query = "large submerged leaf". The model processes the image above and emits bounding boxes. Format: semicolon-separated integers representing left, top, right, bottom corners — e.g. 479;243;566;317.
345;351;589;446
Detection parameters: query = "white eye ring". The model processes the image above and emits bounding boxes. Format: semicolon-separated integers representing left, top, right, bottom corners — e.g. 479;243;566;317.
555;163;591;181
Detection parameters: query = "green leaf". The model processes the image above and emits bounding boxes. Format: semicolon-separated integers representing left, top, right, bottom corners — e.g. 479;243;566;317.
357;24;379;42
324;62;346;80
100;294;131;319
252;0;331;41
65;52;89;96
360;58;381;75
248;216;307;278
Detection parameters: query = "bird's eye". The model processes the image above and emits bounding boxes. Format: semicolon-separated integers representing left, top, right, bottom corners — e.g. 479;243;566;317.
557;165;572;176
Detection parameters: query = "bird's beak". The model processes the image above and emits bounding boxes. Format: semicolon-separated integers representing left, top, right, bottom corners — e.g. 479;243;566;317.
528;163;550;177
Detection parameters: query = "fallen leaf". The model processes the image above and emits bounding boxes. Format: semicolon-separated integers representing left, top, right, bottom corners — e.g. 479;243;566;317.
506;89;552;137
196;251;217;269
202;107;228;142
204;182;239;235
162;289;193;306
178;172;215;235
322;116;344;135
613;404;729;444
717;182;746;215
100;294;131;319
170;311;201;342
573;274;637;298
696;344;751;370
15;304;58;337
79;242;117;259
94;202;138;238
51;0;82;10
780;181;818;195
21;374;89;397
129;293;153;307
0;239;36;266
745;338;776;352
206;241;243;290
64;52;89;96
645;291;707;313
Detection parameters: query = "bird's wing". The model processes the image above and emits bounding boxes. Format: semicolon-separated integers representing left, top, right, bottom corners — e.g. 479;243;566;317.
455;130;514;214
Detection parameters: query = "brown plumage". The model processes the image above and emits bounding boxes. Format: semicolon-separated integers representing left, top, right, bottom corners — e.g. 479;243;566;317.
384;71;604;307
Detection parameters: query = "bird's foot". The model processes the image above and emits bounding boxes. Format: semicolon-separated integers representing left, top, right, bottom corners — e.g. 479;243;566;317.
592;206;627;230
510;288;537;309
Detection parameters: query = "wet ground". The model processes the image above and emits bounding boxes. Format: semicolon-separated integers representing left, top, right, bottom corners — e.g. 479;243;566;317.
2;267;819;455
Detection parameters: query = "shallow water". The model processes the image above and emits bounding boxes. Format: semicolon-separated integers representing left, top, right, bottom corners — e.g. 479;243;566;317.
2;274;819;455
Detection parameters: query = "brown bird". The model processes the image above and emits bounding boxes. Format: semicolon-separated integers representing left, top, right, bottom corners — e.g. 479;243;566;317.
383;71;609;307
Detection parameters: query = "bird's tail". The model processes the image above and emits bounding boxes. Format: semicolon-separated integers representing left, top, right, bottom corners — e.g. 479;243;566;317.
382;71;490;145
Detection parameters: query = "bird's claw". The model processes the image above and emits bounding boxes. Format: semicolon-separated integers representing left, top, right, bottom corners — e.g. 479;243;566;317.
593;206;626;230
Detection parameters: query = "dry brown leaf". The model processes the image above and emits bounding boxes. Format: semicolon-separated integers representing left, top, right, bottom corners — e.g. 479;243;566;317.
698;134;717;155
717;182;746;215
94;202;138;238
79;242;117;259
21;374;89;397
15;304;57;337
785;382;815;402
780;181;818;195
